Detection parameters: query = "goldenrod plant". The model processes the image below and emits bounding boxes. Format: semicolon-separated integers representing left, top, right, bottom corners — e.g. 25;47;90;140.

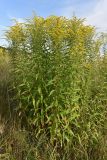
0;16;107;159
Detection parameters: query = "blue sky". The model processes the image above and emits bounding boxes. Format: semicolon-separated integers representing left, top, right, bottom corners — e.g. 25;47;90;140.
0;0;107;46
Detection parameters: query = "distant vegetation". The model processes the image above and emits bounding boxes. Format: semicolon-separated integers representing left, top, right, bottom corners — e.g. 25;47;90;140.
0;16;107;160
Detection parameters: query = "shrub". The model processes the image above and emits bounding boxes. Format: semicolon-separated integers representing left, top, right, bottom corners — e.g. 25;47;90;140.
5;16;107;159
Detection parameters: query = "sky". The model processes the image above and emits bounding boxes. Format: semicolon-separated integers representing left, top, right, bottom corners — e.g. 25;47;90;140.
0;0;107;46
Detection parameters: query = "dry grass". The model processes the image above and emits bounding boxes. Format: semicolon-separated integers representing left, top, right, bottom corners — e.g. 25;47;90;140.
0;48;11;133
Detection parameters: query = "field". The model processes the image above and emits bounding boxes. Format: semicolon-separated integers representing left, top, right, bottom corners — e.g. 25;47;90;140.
0;16;107;160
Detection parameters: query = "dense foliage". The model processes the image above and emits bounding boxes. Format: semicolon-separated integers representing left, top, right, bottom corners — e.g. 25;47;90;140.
0;16;107;160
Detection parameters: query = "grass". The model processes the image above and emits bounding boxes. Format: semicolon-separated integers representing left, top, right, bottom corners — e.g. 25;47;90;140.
0;48;10;128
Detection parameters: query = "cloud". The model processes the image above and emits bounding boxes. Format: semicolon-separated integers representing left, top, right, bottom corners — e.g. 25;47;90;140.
14;17;24;23
0;25;6;29
86;0;107;31
0;24;10;47
7;14;25;23
59;0;107;31
0;25;7;35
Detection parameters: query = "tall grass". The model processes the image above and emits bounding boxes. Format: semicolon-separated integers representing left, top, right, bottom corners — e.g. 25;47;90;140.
1;16;107;159
0;48;11;126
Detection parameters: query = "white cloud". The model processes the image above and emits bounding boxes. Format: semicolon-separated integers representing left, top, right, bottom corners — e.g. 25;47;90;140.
86;0;107;31
15;17;24;23
8;14;24;24
0;25;8;46
0;25;6;29
60;0;107;31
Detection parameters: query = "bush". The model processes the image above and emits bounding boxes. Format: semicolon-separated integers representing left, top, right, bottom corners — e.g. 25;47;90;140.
4;16;107;159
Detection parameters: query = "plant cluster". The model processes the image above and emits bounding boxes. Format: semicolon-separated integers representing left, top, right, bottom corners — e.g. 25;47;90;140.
0;16;107;159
